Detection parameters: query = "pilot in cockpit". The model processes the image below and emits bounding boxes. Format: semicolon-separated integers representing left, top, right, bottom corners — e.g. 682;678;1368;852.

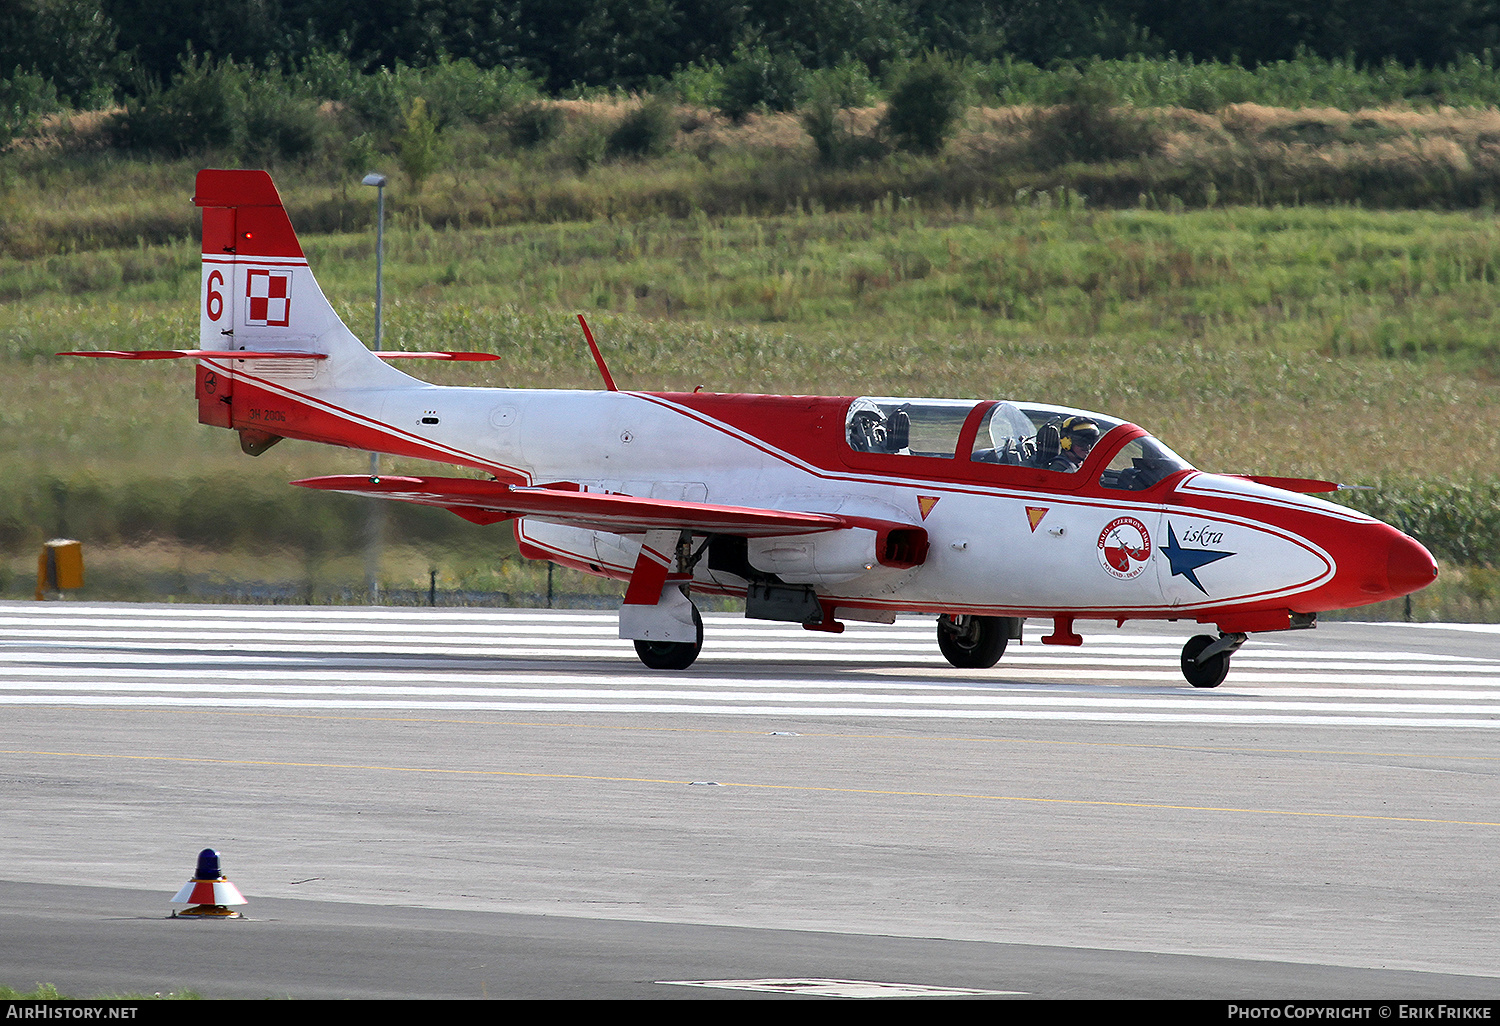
1034;416;1101;471
847;399;889;453
846;399;912;454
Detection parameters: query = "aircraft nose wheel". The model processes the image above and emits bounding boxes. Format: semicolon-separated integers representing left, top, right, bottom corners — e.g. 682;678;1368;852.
1180;633;1245;688
633;604;704;670
937;614;1009;669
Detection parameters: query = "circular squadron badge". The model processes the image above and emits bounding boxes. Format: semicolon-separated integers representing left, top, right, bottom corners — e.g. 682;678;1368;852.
1098;516;1152;580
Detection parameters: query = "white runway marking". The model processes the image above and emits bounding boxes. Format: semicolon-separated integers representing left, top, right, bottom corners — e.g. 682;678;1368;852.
656;978;1024;997
2;603;1497;728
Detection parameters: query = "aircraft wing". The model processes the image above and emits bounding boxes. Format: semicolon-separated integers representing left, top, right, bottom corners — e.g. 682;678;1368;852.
292;474;853;536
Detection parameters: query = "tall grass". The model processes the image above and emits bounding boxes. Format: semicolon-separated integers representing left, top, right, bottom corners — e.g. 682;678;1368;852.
17;98;1500;266
971;52;1500;110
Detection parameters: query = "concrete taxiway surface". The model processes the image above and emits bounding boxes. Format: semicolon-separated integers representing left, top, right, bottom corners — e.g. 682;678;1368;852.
1;604;1497;998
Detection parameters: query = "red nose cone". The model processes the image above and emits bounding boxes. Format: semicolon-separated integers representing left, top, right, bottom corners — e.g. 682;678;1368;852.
1387;533;1438;597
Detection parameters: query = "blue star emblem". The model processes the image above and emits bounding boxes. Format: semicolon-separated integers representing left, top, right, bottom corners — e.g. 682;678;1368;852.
1162;523;1235;594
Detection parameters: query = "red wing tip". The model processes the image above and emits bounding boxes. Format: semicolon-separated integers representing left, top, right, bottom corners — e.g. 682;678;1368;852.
292;475;428;490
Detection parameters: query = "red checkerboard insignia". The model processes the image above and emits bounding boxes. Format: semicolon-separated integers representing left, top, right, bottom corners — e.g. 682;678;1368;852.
245;268;292;326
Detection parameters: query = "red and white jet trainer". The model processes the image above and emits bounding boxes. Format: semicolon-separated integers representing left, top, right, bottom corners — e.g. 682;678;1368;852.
66;170;1438;687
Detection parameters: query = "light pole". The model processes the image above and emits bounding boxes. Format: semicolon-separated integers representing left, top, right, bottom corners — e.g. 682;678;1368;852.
362;173;387;363
362;173;387;602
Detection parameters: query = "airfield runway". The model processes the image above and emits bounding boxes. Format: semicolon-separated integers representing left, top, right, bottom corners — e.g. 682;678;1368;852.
1;602;1498;999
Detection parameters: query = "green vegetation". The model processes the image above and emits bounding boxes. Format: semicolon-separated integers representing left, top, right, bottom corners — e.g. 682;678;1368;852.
10;2;1500;106
881;53;968;155
20;88;1500;265
606;97;677;159
715;44;810;123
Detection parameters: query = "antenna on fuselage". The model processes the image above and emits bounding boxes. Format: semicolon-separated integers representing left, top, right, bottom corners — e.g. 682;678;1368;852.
576;315;618;392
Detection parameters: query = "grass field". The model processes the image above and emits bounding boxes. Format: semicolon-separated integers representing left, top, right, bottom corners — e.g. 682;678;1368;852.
2;109;1497;620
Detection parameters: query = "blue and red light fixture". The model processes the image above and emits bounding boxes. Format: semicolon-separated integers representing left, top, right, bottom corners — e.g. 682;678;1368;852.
170;848;247;919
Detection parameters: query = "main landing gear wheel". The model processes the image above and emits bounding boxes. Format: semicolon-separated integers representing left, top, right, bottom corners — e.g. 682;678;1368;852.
937;614;1008;669
633;604;704;670
1181;634;1231;688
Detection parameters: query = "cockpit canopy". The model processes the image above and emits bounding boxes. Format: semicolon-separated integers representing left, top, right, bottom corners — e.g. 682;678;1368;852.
844;397;1192;491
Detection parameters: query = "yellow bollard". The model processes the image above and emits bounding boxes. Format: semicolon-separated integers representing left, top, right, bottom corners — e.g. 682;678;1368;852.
36;539;84;600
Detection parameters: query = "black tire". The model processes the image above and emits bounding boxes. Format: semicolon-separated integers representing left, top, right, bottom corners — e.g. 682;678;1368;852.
633;604;703;670
1181;634;1230;688
937;614;1008;669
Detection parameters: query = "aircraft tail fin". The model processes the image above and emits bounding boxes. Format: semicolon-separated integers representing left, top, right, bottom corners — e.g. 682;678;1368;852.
193;169;403;386
63;171;500;464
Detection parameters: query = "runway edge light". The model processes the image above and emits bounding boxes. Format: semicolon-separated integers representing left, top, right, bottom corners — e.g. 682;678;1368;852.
170;848;247;919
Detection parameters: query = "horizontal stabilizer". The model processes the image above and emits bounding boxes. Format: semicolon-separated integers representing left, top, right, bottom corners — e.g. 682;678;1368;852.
60;349;494;362
59;349;325;360
292;474;854;537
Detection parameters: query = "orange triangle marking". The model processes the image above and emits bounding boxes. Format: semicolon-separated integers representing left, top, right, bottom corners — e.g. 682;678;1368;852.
917;495;940;520
1026;506;1049;532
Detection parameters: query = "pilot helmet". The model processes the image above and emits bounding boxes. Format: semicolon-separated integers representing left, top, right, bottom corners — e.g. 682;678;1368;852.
1059;416;1101;456
846;398;887;451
